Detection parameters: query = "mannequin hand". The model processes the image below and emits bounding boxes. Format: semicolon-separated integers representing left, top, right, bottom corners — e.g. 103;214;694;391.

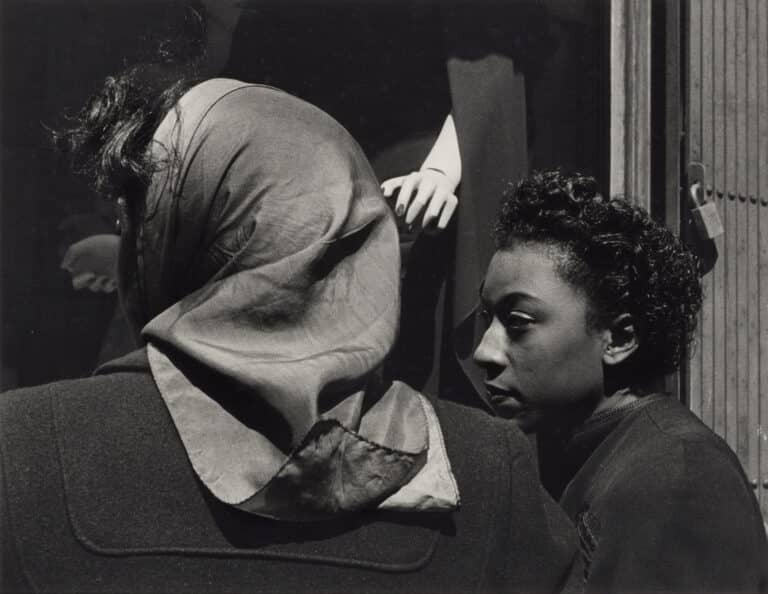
381;169;458;231
61;234;120;293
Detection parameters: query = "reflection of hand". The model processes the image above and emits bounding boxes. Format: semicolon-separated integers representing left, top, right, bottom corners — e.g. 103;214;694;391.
57;212;116;259
60;234;120;293
381;169;458;231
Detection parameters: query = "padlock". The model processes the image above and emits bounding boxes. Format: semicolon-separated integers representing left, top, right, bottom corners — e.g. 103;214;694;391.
690;181;724;239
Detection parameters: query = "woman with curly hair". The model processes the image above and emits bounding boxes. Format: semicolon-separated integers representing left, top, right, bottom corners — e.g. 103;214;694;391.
474;170;768;593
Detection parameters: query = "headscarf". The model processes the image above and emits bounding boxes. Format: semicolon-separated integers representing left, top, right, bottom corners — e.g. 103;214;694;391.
135;79;458;520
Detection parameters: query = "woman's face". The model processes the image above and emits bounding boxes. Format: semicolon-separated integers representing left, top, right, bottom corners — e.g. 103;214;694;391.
474;244;610;432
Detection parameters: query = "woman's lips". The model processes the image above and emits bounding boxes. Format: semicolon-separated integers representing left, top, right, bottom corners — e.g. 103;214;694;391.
491;396;526;416
486;386;527;417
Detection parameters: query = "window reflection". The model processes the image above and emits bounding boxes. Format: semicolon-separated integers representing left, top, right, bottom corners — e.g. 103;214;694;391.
0;0;607;389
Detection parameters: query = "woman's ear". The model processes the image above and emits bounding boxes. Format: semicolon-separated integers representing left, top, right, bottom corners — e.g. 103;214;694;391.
602;313;639;366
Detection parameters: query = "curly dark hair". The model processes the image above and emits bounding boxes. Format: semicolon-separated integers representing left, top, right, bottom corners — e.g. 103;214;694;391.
53;5;206;201
493;170;702;375
54;65;200;201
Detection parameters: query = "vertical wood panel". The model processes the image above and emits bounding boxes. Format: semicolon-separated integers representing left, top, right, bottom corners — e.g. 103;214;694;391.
701;0;715;426
628;1;651;207
746;0;761;498
686;0;768;516
610;0;627;198
723;0;738;444
610;0;651;207
712;0;727;437
758;0;768;518
735;0;749;468
689;0;704;419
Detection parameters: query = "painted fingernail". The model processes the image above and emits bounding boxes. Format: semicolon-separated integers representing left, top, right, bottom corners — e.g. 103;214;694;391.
395;204;405;216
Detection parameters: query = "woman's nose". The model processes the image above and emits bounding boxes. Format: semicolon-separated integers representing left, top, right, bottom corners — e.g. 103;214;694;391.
473;321;506;370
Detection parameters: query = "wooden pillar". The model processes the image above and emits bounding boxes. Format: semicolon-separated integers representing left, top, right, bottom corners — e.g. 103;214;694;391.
610;0;652;209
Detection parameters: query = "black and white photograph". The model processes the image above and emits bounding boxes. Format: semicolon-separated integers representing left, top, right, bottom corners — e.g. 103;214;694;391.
1;0;767;592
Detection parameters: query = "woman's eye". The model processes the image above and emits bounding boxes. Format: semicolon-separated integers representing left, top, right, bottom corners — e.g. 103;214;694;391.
500;311;535;331
478;307;493;325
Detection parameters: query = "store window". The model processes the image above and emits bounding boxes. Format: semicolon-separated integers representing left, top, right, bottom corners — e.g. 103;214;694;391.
0;0;608;388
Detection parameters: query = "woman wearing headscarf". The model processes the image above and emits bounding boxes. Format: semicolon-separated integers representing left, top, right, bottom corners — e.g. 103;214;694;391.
0;68;580;593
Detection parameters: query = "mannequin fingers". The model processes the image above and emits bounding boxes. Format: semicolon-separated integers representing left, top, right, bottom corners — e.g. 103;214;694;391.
404;180;436;225
71;272;96;290
381;176;405;198
421;193;447;229
90;275;115;293
436;196;458;229
395;173;419;217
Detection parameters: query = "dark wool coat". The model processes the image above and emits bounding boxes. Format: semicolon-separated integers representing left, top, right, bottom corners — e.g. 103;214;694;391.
557;394;768;593
0;350;580;594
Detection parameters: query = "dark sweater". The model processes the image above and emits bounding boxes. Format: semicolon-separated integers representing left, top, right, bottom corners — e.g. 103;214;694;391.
0;349;580;594
558;394;768;593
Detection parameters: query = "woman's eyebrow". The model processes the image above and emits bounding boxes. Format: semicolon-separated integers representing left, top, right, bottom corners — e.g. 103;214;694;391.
479;281;541;308
495;291;542;311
